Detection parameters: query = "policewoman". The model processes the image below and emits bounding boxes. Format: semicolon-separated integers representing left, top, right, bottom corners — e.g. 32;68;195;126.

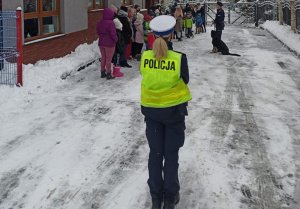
140;15;192;209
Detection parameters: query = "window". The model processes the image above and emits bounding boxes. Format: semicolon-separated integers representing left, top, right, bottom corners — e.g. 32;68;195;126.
24;0;60;41
88;0;104;9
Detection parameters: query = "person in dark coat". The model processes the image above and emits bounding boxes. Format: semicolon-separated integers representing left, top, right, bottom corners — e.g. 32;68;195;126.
184;3;192;14
148;8;156;17
117;6;133;68
214;1;225;40
171;3;177;14
112;14;125;67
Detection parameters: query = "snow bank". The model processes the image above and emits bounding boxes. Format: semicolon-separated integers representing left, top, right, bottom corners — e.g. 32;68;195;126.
24;41;99;91
0;41;99;113
262;21;300;56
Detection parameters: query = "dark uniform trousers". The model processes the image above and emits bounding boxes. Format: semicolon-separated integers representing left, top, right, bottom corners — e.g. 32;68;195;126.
215;30;222;40
144;111;186;201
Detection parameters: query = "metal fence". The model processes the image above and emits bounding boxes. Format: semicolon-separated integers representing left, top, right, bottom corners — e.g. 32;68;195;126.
256;0;277;22
204;1;277;26
230;2;256;24
297;0;300;32
176;0;298;32
0;9;22;86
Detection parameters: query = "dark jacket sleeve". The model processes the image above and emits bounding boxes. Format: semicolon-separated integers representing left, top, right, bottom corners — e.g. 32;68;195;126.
180;54;189;84
214;9;225;30
118;16;132;44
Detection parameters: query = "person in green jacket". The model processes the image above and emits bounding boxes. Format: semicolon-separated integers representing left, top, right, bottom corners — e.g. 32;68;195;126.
143;13;153;49
184;11;194;38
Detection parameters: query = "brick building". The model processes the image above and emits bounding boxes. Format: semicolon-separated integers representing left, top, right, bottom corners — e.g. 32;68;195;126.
1;0;146;64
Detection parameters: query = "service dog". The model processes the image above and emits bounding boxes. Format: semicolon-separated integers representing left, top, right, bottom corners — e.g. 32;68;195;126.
211;30;241;57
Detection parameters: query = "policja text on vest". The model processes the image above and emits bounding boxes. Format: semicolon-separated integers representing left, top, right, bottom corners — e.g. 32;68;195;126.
143;59;176;71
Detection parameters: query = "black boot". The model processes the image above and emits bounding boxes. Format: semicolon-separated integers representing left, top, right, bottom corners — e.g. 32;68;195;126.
123;63;132;68
106;72;115;80
135;54;141;61
151;198;162;209
120;61;132;68
101;71;106;78
163;193;180;209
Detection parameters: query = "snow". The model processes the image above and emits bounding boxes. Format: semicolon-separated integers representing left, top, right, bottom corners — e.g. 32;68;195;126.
0;41;99;121
1;23;300;209
262;20;300;56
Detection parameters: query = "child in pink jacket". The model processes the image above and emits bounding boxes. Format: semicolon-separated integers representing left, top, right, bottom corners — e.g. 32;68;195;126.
97;8;118;79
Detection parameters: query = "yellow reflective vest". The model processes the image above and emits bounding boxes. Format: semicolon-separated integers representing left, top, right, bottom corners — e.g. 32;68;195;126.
140;50;192;108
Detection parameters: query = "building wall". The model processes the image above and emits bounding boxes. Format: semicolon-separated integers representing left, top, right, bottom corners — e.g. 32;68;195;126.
109;0;146;9
2;0;20;10
2;0;151;64
3;0;89;34
109;0;122;8
1;0;138;64
23;9;102;64
134;0;146;8
61;0;88;34
0;0;101;64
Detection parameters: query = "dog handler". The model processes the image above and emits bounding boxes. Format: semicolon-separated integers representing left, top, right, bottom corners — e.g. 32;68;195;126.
140;15;192;209
214;1;225;40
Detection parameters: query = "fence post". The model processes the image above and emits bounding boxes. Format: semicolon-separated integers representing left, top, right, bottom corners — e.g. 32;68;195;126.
16;7;23;86
228;4;231;24
278;0;283;24
255;0;259;27
0;9;3;71
204;1;207;26
290;0;296;32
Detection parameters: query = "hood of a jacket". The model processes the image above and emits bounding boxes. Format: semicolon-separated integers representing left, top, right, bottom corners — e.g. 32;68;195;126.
144;14;152;22
103;8;115;20
114;18;123;31
118;10;128;17
118;9;128;17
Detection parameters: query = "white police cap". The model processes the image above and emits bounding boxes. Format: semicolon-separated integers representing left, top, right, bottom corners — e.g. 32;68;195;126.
149;15;176;37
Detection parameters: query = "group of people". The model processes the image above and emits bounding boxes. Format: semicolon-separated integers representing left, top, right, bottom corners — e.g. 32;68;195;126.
96;4;224;208
172;3;206;41
97;6;139;80
96;2;222;80
97;4;156;79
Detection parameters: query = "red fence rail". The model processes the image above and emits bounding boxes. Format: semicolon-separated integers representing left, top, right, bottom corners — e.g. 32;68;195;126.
0;8;23;86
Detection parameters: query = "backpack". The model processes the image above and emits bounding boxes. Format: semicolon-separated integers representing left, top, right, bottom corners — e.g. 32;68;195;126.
196;14;203;26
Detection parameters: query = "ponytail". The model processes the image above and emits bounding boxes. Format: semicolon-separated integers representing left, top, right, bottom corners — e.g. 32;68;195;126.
152;37;168;60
